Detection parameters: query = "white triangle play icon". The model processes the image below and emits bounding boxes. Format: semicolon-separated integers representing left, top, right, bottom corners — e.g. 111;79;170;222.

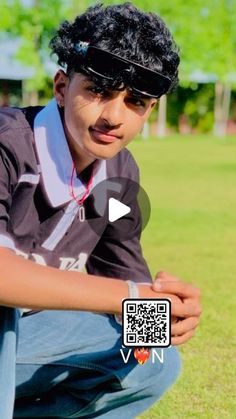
108;198;131;222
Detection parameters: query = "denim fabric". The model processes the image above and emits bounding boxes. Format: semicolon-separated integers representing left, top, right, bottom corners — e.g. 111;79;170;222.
0;308;182;419
0;307;22;419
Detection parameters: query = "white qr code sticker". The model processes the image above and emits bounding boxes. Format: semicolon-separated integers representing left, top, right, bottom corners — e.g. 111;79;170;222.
122;299;171;348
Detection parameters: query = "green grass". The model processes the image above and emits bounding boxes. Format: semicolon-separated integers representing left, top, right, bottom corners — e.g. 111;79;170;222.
127;135;236;419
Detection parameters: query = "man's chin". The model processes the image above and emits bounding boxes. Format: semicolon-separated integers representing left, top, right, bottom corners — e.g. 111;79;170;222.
85;143;122;160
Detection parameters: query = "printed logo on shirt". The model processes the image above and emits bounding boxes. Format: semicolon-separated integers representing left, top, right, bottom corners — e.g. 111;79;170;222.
15;249;88;272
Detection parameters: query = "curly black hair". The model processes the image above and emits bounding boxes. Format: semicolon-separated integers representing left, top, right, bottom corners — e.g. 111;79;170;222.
49;2;180;95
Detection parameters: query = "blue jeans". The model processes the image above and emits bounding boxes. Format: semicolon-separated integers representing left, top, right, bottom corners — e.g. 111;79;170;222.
0;307;182;418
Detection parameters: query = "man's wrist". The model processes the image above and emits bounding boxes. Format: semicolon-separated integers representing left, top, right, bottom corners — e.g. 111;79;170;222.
126;280;139;298
114;280;140;325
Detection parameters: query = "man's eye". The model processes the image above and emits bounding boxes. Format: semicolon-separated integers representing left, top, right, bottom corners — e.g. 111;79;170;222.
127;97;146;107
87;85;107;95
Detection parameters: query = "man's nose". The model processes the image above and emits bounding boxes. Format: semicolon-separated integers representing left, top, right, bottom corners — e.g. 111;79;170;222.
100;95;125;127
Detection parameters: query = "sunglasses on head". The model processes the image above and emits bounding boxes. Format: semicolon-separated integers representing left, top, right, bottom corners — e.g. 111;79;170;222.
73;43;171;98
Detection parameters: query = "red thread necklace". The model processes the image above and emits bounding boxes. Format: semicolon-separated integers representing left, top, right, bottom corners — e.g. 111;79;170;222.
69;163;94;222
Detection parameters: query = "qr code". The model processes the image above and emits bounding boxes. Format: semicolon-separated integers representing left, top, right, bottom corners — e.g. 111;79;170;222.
122;299;171;348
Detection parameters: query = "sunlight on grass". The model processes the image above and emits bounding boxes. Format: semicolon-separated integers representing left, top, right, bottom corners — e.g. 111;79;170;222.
127;135;236;418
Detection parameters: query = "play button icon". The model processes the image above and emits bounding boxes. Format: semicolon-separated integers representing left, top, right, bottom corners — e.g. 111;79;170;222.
108;198;131;222
85;177;151;241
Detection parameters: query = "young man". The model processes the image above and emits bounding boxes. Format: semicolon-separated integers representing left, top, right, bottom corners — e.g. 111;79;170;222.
0;3;201;418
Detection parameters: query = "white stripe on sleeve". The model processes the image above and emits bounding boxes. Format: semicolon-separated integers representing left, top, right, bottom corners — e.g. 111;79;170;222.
18;174;40;185
0;234;15;250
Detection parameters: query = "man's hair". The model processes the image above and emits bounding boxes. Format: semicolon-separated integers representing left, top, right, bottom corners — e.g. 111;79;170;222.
49;2;180;94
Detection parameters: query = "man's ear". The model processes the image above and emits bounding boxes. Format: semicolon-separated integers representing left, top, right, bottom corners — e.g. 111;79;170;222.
151;99;158;109
145;99;158;120
53;70;68;107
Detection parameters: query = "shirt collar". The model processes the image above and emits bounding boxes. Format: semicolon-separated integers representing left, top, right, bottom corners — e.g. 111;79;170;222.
33;98;106;208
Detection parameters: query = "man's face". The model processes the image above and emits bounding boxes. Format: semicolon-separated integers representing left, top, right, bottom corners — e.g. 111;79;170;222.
54;71;156;161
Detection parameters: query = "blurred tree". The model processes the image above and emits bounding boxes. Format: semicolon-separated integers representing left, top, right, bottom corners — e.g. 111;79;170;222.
1;0;74;101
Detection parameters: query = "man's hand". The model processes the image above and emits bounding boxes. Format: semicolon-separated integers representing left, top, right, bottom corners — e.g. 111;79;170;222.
152;271;202;346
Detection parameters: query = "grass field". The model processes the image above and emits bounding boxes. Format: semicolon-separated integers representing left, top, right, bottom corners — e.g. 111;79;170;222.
127;135;236;418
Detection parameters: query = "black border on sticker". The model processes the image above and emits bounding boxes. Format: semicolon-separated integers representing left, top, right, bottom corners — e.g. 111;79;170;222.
122;298;171;348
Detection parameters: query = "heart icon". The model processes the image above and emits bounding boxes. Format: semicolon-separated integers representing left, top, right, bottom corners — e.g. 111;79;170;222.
134;348;151;365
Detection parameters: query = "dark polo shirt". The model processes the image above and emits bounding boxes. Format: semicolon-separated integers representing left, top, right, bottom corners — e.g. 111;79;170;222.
0;100;152;290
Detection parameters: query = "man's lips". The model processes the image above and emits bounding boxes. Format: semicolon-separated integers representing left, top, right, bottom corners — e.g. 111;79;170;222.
89;127;122;143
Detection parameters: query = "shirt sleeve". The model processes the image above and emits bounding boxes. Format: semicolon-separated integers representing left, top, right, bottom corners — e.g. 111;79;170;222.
86;154;152;285
0;146;18;250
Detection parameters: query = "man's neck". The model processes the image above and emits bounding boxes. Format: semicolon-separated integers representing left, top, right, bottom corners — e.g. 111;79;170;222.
62;116;95;176
74;156;95;177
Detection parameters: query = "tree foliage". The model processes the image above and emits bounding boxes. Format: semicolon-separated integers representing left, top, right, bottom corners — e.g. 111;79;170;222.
0;0;73;90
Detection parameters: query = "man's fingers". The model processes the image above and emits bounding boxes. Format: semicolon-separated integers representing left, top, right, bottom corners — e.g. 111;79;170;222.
183;300;202;317
171;329;196;346
152;279;201;299
170;300;202;318
171;316;200;336
151;272;201;346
